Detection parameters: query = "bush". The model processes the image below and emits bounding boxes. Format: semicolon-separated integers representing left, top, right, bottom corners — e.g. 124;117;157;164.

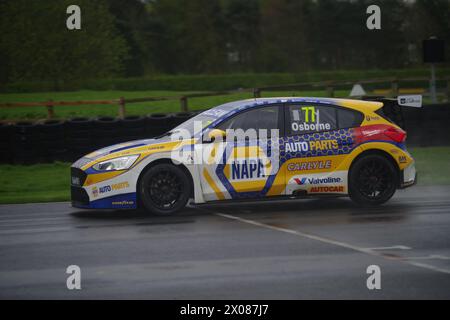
1;68;449;93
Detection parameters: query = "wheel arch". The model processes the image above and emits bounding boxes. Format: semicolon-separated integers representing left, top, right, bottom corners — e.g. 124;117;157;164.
135;158;195;208
349;148;401;187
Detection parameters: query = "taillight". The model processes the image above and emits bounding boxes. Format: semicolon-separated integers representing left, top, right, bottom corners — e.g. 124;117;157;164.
383;127;406;143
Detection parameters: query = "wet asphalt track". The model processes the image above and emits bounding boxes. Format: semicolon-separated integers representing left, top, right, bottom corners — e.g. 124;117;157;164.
1;185;450;299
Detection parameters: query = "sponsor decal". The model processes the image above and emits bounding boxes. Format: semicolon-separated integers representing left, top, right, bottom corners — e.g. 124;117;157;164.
285;141;309;153
99;185;111;194
285;139;338;153
92;186;98;198
290;106;332;132
292;122;331;132
398;95;422;108
99;181;130;194
309;140;338;151
287;160;332;172
71;176;81;186
202;108;228;118
231;159;266;180
112;200;135;206
309;186;345;193
399;155;407;163
147;145;164;151
294;177;307;185
294;176;342;185
366;115;381;121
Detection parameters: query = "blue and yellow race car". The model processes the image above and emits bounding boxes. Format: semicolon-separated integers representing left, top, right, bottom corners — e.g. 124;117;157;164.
71;97;417;215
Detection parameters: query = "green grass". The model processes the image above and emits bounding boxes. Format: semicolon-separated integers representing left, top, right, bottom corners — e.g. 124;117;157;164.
0;89;350;120
0;147;449;204
0;162;70;204
408;147;450;186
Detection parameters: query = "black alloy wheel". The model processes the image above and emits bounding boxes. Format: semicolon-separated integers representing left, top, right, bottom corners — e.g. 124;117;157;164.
139;163;191;215
349;154;398;206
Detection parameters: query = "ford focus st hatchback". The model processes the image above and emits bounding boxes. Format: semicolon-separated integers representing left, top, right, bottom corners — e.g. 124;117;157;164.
71;97;417;215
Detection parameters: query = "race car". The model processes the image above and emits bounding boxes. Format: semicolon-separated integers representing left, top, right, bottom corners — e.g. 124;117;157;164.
71;97;417;215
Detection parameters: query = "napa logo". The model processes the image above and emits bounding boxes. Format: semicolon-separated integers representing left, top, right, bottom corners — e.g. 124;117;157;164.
231;158;267;180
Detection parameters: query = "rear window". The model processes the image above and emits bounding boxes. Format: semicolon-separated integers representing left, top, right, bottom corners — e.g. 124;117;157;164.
375;108;395;123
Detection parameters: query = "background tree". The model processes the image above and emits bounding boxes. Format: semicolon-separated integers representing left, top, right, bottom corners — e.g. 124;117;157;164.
0;0;128;89
0;0;449;86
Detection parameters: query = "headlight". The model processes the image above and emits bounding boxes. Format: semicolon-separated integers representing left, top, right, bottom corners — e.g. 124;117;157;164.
92;155;139;171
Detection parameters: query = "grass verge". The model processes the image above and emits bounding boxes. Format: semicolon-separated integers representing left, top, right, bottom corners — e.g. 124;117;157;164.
0;147;449;204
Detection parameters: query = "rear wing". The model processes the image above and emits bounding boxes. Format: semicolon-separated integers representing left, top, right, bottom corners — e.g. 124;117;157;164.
362;95;422;129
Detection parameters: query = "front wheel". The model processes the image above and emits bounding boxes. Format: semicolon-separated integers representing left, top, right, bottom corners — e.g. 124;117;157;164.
348;154;398;206
139;163;191;215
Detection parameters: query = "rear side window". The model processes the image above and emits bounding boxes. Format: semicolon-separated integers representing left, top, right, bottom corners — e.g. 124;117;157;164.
337;108;363;129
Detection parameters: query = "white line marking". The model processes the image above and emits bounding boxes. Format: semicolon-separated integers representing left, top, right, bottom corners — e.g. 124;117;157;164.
406;255;450;261
214;212;450;275
364;245;411;251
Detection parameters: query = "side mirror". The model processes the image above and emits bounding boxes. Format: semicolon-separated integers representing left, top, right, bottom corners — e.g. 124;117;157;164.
206;129;226;142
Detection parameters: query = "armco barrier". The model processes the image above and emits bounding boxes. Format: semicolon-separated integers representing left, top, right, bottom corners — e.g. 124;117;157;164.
0;107;449;165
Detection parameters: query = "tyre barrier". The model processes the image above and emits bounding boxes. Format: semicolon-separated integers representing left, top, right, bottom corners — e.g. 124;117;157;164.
93;117;123;150
170;112;195;129
38;120;66;162
12;121;41;164
0;106;449;164
0;122;12;163
146;113;172;136
65;117;94;161
121;115;147;141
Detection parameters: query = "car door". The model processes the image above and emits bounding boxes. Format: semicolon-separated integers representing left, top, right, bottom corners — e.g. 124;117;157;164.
199;105;285;201
282;103;361;195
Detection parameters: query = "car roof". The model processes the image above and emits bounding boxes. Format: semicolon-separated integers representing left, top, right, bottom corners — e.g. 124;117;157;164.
212;97;383;118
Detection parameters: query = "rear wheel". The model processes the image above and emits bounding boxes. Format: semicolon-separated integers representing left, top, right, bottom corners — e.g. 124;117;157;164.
139;163;191;215
349;154;398;206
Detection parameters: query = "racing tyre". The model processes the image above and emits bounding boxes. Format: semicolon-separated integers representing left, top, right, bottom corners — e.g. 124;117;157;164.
139;164;191;215
348;154;398;206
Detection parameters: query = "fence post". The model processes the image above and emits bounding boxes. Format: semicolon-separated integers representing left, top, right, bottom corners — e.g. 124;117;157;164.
447;79;450;101
391;79;399;97
326;83;334;97
180;96;188;112
118;97;126;119
253;88;261;98
46;100;54;119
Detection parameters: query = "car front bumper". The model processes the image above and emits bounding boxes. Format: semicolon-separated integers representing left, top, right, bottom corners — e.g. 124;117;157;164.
70;167;138;209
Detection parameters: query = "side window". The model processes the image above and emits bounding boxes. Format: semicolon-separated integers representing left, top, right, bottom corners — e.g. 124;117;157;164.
337;108;363;129
287;104;337;135
216;105;280;139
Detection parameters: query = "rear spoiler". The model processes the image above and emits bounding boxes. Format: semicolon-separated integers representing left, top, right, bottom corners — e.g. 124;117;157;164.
361;95;422;129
